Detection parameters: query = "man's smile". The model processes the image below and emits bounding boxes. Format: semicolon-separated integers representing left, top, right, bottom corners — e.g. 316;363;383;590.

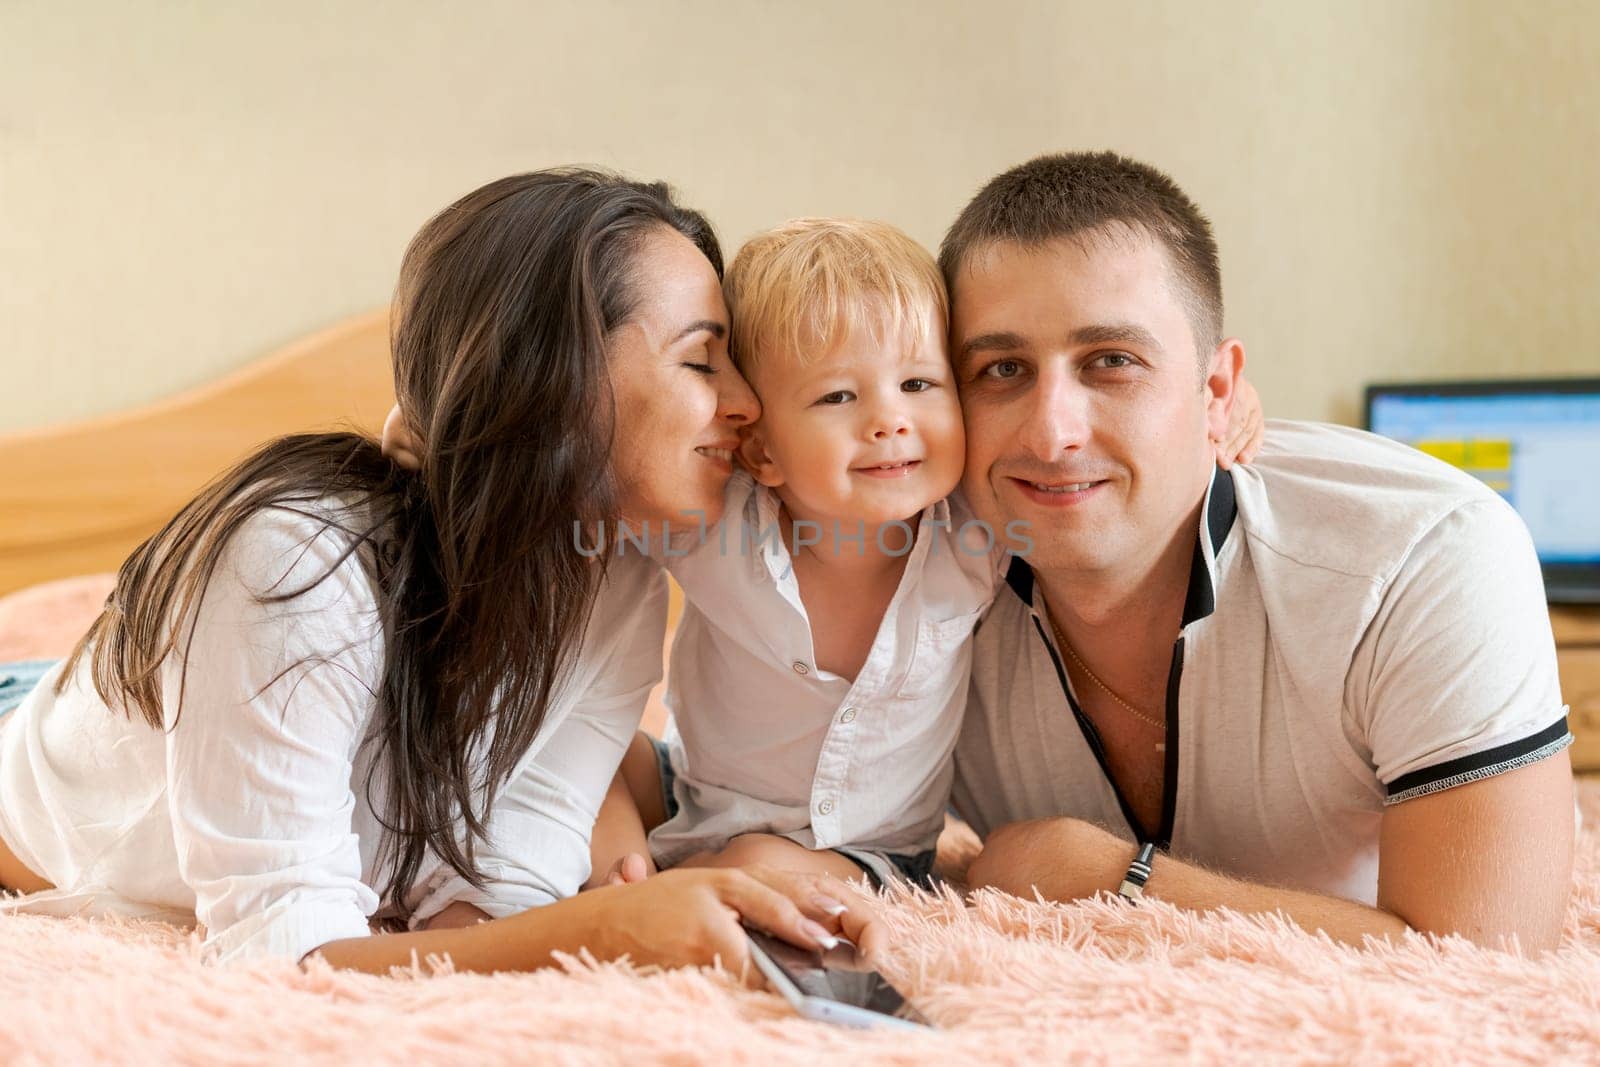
1005;475;1109;507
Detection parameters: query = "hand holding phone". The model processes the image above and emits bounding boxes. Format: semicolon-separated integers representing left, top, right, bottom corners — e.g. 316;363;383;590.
743;926;932;1032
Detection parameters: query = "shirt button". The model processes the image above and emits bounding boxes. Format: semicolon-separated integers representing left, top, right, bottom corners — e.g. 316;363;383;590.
792;661;810;675
840;707;857;724
817;799;834;815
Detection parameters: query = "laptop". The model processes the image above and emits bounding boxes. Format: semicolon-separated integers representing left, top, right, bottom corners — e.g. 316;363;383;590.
1365;378;1600;605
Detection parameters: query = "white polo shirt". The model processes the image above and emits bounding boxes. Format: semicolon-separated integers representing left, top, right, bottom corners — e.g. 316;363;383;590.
952;420;1571;905
651;470;998;877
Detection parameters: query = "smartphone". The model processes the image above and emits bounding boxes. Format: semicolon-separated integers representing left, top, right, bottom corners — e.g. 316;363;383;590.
743;927;933;1032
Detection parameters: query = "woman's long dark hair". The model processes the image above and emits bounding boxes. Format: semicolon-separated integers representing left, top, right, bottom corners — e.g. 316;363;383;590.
59;168;724;915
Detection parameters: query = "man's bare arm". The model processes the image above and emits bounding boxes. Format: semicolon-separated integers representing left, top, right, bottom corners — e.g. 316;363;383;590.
968;818;1410;946
1377;749;1572;952
968;756;1573;952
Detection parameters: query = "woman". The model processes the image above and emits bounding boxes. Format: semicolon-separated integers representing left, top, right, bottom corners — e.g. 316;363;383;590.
0;169;877;972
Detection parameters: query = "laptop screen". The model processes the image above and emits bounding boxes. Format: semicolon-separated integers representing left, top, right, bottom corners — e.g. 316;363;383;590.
1366;380;1600;601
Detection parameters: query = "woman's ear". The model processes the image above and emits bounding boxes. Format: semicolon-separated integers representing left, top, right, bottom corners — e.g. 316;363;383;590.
380;404;423;471
737;425;784;488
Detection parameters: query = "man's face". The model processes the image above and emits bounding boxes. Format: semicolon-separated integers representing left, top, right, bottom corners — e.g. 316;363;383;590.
952;230;1234;580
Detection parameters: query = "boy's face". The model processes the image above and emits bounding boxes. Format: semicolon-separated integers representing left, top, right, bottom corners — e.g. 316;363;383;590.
739;305;965;529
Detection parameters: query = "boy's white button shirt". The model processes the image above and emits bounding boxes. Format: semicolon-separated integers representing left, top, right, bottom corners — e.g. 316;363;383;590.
650;470;999;867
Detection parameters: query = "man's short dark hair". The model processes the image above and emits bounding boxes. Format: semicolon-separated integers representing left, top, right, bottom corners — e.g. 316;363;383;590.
938;151;1223;351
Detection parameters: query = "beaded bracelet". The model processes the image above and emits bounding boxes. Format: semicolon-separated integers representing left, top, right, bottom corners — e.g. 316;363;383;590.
1117;842;1157;902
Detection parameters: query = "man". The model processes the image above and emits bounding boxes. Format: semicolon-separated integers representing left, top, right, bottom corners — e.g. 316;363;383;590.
944;151;1574;951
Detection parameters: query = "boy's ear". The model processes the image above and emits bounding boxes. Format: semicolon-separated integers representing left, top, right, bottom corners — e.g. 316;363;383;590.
737;425;785;488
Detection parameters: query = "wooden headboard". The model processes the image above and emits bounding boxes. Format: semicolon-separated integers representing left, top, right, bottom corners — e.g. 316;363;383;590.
0;310;395;597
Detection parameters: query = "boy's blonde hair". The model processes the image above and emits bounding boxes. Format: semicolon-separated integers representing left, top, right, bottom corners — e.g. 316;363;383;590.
723;217;948;376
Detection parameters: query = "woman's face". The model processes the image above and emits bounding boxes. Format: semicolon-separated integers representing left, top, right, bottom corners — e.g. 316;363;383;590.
608;228;760;529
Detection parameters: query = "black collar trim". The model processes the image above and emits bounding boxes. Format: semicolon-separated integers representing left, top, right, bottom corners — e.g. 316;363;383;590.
1004;552;1034;604
1181;466;1236;626
1004;466;1238;627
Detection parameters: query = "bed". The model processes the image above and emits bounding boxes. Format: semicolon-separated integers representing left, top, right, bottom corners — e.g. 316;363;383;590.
2;313;1598;1065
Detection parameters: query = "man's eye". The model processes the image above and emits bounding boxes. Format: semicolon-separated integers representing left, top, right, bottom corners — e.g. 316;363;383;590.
902;378;937;393
1094;352;1135;369
817;391;854;405
983;360;1022;380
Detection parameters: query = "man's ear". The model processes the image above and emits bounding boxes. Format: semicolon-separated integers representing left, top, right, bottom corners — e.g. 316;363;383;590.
1204;339;1246;443
737;425;785;488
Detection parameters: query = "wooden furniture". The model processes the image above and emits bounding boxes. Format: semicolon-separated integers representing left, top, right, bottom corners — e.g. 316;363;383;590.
0;310;395;597
1555;606;1600;771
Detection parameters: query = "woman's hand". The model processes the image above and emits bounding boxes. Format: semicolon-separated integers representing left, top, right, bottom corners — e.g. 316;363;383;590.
587;864;884;980
315;862;882;977
1216;376;1265;469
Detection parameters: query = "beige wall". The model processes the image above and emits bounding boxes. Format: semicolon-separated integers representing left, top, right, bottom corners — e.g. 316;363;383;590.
2;0;1595;433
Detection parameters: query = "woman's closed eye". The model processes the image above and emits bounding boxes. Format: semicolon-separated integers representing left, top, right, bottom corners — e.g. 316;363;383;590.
679;341;723;375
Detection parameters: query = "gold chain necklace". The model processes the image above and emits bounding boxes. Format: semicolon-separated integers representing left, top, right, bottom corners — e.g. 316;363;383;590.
1049;616;1167;733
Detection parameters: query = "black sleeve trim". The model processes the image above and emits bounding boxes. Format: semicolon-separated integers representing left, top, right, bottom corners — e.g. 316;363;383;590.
1384;715;1572;805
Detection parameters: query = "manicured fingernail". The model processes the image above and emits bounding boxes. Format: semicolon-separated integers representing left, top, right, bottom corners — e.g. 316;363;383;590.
801;919;840;950
811;895;848;916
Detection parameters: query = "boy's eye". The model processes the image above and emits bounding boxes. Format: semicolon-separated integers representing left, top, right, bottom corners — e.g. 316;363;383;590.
816;390;854;406
902;378;938;393
982;359;1023;380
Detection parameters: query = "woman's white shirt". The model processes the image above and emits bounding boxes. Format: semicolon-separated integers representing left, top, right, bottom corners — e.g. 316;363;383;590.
0;502;667;964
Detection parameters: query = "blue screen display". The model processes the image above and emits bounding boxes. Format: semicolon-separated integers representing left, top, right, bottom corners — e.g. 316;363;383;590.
1369;391;1600;565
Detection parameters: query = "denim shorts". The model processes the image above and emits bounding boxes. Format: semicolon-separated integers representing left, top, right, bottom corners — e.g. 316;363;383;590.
651;735;937;890
0;660;58;716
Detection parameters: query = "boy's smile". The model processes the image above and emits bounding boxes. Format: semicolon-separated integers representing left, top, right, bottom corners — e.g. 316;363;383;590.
852;459;922;479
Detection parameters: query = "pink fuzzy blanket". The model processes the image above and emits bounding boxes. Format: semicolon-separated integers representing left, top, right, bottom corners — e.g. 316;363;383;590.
3;789;1598;1065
